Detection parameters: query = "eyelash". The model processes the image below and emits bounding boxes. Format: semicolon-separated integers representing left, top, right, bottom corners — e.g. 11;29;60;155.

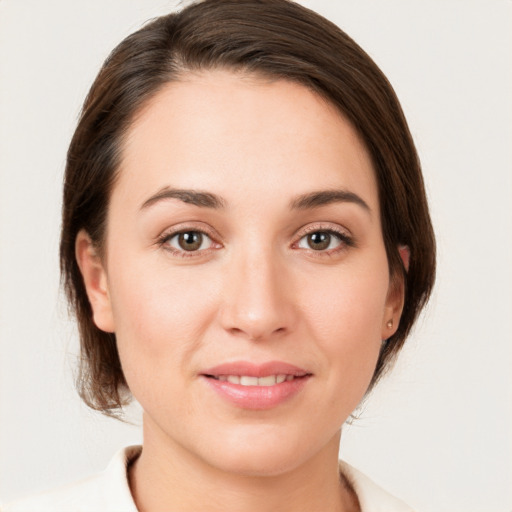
156;224;355;259
156;225;220;259
293;225;355;256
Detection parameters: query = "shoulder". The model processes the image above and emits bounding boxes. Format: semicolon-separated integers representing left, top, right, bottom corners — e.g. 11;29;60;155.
340;460;417;512
2;446;141;512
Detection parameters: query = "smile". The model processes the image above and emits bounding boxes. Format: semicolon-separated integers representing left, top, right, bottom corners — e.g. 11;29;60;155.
201;361;311;409
211;374;296;386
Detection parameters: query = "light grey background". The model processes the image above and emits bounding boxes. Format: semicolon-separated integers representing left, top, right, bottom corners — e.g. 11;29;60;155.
1;1;511;511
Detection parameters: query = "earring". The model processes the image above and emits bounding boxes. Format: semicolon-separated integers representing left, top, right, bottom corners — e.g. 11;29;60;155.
386;319;393;329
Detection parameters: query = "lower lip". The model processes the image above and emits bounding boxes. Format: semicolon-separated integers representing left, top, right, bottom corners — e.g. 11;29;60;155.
202;376;310;410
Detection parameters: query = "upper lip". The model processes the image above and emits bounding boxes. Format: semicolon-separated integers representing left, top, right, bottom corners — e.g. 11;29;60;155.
201;361;311;378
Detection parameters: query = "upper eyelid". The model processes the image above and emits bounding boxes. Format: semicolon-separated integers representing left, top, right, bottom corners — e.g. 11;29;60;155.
294;222;352;238
158;222;219;240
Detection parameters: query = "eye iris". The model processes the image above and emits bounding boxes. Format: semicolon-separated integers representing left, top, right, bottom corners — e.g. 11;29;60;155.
307;232;331;250
178;231;203;251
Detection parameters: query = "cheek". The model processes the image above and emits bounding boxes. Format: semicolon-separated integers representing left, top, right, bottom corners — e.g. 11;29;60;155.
300;265;389;387
303;266;388;342
107;254;220;377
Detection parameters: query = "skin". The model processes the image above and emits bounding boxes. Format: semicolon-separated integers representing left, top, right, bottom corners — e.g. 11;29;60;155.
76;70;405;512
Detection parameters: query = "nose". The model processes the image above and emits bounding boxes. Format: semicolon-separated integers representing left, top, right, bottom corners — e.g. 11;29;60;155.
218;247;297;341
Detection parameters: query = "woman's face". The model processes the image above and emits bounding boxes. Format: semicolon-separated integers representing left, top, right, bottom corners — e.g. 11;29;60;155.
79;70;403;476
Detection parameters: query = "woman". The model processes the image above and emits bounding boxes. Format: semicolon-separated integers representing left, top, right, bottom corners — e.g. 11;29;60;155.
4;0;435;510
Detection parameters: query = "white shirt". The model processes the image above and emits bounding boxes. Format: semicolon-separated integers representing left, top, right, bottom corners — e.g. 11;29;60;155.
2;446;415;512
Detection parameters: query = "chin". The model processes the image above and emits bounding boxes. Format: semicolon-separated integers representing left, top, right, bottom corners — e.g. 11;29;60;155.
196;424;335;478
208;448;303;478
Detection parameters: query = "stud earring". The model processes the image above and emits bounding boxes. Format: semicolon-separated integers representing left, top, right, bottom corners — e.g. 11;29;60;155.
386;319;393;329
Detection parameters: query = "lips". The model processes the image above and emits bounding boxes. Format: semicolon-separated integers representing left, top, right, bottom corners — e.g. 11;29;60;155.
215;374;294;386
201;361;311;410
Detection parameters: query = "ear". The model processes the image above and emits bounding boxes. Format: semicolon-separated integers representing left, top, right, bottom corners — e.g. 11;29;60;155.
381;245;410;339
75;230;115;333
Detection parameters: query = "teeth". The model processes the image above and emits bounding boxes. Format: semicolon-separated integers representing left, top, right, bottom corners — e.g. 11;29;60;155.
258;375;277;386
240;376;259;386
216;375;296;386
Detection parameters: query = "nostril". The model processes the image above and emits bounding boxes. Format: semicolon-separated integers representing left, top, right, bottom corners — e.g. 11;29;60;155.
226;326;286;342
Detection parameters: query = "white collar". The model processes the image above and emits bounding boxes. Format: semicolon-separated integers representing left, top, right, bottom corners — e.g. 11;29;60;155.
4;446;414;512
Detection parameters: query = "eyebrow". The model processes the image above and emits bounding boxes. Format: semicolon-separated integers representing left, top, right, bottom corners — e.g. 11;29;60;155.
140;187;370;214
290;190;371;213
140;187;226;210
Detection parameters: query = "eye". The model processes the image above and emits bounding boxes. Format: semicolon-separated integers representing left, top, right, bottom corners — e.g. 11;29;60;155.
297;230;345;251
165;230;213;252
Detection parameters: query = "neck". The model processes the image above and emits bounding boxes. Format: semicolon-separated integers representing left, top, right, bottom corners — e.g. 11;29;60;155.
129;417;359;512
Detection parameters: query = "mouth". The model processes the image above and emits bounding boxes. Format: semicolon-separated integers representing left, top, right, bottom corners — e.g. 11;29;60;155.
205;374;306;386
200;361;312;409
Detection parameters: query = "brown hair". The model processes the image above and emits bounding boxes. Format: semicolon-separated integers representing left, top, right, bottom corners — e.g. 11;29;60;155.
60;0;435;415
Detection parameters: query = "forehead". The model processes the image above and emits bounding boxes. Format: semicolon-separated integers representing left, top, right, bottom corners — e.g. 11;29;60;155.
116;70;378;210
